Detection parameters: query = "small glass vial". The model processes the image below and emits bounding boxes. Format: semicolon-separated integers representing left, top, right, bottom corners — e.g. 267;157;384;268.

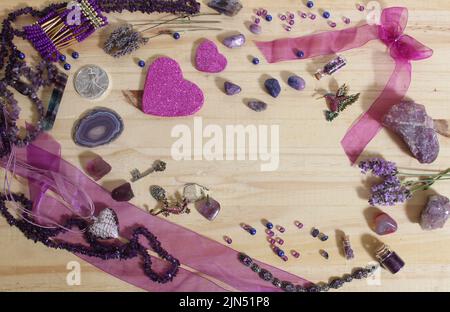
315;55;347;80
376;244;405;274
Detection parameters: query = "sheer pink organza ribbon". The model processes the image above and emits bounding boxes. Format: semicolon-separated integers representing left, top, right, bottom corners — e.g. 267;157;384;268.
2;132;311;292
255;7;433;164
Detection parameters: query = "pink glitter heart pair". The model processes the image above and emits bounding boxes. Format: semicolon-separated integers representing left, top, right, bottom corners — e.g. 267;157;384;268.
142;40;227;117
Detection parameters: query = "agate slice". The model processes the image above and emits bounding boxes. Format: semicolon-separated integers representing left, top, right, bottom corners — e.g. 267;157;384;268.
383;101;439;164
73;108;124;148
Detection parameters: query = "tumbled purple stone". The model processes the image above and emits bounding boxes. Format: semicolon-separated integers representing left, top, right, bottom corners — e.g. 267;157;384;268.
222;34;246;48
247;100;267;112
85;155;112;181
420;194;450;230
196;196;221;221
73;108;124;148
249;23;262;34
224;81;242;95
287;75;306;90
111;182;134;202
208;0;243;16
374;213;398;235
383;101;439;164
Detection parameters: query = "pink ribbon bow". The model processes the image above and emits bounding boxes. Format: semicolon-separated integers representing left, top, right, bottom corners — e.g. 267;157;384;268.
255;7;433;163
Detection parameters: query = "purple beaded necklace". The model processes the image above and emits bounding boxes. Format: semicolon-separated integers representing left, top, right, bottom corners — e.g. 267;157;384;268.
0;192;180;283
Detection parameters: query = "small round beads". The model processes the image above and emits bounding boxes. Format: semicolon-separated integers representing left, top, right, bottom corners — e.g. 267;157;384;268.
288;19;295;26
309;13;317;20
71;51;79;59
59;54;66;62
252;57;260;65
224;236;232;244
288;13;295;20
328;21;337;28
17;52;25;60
322;11;331;19
265;15;273;22
273;246;285;257
261;9;268;16
311;228;320;237
280;14;287;21
172;32;181;40
268;238;276;244
284;25;292;32
276;225;285;233
294;221;304;229
319;233;329;241
138;60;146;67
266;229;275;237
265;221;274;230
243;224;257;235
254;17;261;24
275;237;284;245
357;4;365;12
281;255;288;262
300;12;308;19
307;1;314;9
343;17;351;24
63;63;71;71
291;250;300;258
296;50;305;58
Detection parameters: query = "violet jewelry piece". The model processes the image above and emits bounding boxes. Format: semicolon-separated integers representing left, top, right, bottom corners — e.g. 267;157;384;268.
150;185;190;217
239;253;379;292
0;193;180;284
130;160;166;182
322;84;360;122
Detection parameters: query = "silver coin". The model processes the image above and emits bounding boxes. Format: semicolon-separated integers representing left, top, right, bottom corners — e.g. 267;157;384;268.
74;65;110;100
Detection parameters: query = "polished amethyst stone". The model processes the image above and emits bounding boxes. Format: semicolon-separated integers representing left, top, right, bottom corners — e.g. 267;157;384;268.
224;81;241;95
196;196;221;221
374;213;398;235
383;101;439;164
222;34;246;48
420;194;450;230
73;108;124;148
111;182;134;202
287;75;306;90
85;155;112;181
249;23;262;34
247;100;267;112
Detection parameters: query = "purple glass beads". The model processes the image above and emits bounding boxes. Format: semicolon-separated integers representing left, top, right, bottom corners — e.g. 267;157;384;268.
224;236;232;244
276;225;285;233
309;13;317;20
357;4;365;12
84;155;112;181
300;12;308;19
294;221;304;229
266;229;275;237
328;21;337;28
280;14;287;21
343;17;351;24
268;238;276;244
291;250;300;258
275;237;284;245
243;224;257;235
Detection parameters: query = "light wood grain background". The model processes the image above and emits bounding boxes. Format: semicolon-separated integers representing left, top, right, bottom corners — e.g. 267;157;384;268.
1;0;450;292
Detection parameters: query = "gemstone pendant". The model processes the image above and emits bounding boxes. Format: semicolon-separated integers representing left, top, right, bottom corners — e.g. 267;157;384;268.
196;196;221;221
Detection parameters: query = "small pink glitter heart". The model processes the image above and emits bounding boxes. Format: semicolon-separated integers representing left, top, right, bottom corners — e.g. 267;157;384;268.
142;57;204;117
195;39;228;73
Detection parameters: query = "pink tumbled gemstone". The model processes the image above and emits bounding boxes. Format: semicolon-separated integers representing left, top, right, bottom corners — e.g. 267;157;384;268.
374;213;398;235
85;155;112;181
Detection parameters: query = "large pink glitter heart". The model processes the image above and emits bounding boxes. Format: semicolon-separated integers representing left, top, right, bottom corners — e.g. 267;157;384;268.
195;39;228;73
142;57;204;117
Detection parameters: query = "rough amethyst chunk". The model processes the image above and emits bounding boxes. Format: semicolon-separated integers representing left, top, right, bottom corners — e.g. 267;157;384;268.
111;182;134;202
420;194;450;230
85;155;112;181
208;0;243;16
383;101;439;164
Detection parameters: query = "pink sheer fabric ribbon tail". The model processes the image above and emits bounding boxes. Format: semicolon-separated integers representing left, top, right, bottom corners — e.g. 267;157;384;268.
3;131;312;292
255;7;433;164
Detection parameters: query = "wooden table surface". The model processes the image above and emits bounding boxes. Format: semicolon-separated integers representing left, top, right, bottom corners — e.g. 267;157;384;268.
1;0;450;292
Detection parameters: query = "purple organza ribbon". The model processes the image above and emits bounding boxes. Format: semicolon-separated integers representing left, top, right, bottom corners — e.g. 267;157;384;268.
3;132;311;292
255;7;433;164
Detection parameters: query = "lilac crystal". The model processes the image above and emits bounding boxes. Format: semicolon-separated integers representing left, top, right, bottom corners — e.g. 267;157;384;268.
247;100;267;112
85;155;112;181
196;196;221;221
73;108;124;148
383;101;439;164
224;81;241;95
208;0;243;16
249;23;262;34
222;34;246;48
420;194;450;230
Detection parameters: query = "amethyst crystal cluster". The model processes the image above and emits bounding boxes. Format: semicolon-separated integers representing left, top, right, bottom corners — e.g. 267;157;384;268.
420;195;450;230
383;101;439;164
